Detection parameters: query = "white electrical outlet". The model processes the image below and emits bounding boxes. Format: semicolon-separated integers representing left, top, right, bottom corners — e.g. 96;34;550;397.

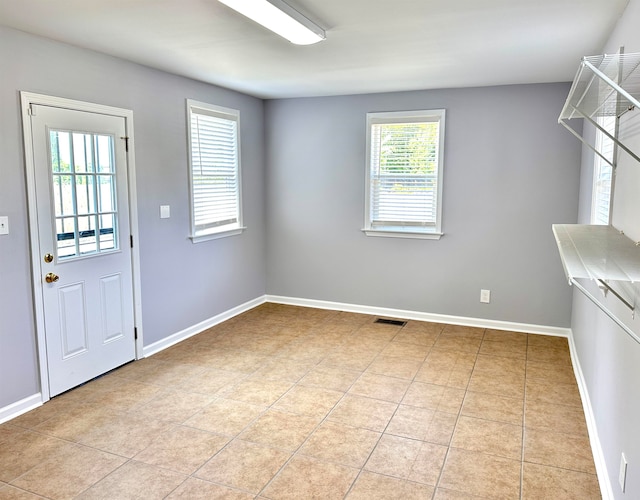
160;205;171;219
619;453;627;492
480;289;491;304
0;216;8;235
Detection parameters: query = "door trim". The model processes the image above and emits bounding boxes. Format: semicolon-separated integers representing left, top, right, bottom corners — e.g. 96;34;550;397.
20;92;144;402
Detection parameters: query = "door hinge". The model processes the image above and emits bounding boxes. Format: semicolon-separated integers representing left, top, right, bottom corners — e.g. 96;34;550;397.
130;235;133;248
134;327;138;340
121;136;129;152
28;104;36;116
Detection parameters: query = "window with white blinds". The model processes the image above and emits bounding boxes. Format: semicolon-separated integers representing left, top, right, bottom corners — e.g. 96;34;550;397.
591;116;615;225
364;109;445;239
187;100;243;241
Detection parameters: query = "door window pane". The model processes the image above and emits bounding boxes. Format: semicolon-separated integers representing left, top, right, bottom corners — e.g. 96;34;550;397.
49;130;119;259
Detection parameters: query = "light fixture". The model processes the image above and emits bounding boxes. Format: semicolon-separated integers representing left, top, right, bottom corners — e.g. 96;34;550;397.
217;0;325;45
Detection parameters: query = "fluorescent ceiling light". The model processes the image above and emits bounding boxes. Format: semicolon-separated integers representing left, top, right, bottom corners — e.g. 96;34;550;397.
218;0;325;45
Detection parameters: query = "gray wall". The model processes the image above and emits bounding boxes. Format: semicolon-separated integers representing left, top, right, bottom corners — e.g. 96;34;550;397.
265;84;581;327
570;0;640;497
0;26;266;409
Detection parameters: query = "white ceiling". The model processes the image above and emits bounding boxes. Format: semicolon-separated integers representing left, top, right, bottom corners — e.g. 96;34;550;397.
0;0;630;99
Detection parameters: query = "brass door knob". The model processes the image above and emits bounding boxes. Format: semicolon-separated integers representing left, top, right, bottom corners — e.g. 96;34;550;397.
44;253;54;263
45;273;59;283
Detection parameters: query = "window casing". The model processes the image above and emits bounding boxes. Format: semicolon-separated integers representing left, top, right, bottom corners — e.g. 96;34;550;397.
364;109;445;239
187;100;244;241
591;116;615;225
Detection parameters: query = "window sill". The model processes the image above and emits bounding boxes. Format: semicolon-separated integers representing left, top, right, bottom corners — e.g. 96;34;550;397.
190;226;246;243
362;228;443;240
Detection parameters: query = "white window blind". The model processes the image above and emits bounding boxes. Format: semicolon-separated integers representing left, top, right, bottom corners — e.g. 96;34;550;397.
592;116;615;225
187;100;243;240
364;109;445;239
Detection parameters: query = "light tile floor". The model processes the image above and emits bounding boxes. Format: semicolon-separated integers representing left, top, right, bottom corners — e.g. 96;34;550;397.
0;304;602;499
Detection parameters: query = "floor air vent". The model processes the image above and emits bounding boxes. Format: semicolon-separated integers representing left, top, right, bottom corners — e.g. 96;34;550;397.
374;318;407;327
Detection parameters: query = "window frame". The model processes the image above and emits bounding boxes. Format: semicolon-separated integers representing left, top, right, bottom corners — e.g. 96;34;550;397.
363;109;446;240
591;115;616;226
187;99;245;242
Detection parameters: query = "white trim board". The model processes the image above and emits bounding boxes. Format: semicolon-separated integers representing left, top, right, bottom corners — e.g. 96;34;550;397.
567;333;613;500
266;295;572;337
143;295;266;357
0;393;42;425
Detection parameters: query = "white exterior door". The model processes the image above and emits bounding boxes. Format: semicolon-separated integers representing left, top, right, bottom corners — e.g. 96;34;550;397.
29;104;135;397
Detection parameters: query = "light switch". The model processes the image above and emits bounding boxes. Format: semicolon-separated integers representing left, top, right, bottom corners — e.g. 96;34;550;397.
160;205;170;219
0;216;8;235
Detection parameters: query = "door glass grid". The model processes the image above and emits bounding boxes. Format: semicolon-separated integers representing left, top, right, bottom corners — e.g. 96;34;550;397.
49;130;118;259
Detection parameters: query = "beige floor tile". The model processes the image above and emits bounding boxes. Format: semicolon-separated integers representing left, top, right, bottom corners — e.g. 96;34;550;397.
299;365;361;392
391;328;440;348
379;341;430;361
8;397;75;430
483;329;528;344
433;488;485;499
386;405;457;445
348;372;410;403
461;391;524;425
223;377;294;406
184;398;265;436
402;382;465;413
322;348;379;371
11;444;126;499
0;430;73;482
166;478;254;499
467;371;525;399
473;355;526;377
522;462;600;499
439;448;521;499
451;416;522;460
526;334;569;349
366;355;422;380
79;413;172;458
134;425;230;475
178;367;243;396
346;471;435;499
328;395;398;432
479;340;527;360
524;400;589;436
33;403;118;442
208;350;268;373
134;361;209;388
526;360;576;385
524;428;596;473
299;421;381;468
365;434;447;485
89;379;165;412
526;345;571;365
262;456;358;500
273;385;343;418
422;348;477;369
0;424;22;444
195;440;290;493
251;358;314;382
132;390;215;424
239;409;321;451
0;484;49;499
2;308;599;500
77;460;186;500
525;378;582;407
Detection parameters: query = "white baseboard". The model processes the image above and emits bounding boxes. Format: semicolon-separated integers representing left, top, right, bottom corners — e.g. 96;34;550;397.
143;295;267;357
266;295;571;337
0;393;42;425
567;332;613;500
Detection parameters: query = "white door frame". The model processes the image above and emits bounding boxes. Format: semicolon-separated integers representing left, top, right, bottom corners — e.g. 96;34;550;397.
20;92;144;402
